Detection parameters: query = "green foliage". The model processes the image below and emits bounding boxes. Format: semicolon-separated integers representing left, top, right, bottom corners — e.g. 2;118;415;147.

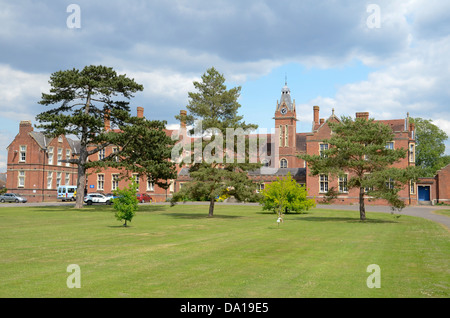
321;187;338;204
171;67;261;216
90;115;177;189
112;180;139;227
36;65;174;208
260;173;316;217
299;116;420;220
411;118;449;177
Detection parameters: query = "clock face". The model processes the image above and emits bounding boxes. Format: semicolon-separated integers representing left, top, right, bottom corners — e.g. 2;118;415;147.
281;107;287;114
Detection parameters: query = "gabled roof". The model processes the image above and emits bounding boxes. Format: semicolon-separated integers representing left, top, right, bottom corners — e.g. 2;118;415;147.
66;137;81;155
29;131;52;150
375;119;406;132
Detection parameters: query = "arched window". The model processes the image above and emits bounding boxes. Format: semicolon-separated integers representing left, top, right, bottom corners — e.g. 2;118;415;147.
280;158;288;168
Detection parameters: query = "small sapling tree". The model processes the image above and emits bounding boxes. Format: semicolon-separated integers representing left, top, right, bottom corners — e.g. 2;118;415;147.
113;180;139;227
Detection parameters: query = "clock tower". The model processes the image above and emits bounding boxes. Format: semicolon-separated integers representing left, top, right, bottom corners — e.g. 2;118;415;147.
274;80;297;168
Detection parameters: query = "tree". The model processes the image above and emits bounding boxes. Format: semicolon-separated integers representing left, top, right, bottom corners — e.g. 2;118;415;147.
112;180;139;227
260;172;316;218
36;65;175;208
299;116;419;221
170;67;260;217
89;114;177;191
411;118;449;177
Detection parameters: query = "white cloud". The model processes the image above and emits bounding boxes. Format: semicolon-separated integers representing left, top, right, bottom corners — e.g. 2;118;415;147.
0;64;49;121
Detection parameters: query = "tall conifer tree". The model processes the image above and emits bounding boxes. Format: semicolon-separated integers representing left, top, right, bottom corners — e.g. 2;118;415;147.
171;67;260;216
37;65;176;208
299;116;419;220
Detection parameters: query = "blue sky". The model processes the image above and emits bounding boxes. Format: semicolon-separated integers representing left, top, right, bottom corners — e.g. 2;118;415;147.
1;0;450;171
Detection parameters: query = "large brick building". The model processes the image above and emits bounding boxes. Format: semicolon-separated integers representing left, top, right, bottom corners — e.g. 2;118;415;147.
5;82;449;205
6;120;79;202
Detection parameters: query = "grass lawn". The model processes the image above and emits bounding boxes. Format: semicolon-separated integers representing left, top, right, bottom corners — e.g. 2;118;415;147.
434;209;450;217
0;204;448;298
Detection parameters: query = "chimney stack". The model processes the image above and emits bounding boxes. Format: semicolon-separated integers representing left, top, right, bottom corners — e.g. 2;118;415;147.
180;110;187;130
313;106;320;125
320;118;324;125
356;112;369;120
137;107;144;118
19;120;33;135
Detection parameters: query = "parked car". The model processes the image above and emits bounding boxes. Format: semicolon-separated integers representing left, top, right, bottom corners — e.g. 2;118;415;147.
84;193;111;205
0;193;27;203
136;193;152;203
104;193;119;200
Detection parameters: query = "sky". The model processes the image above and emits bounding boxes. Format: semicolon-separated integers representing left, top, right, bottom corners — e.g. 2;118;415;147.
1;0;450;171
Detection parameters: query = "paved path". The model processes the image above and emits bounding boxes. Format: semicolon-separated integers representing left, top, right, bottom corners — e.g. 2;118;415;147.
1;201;449;230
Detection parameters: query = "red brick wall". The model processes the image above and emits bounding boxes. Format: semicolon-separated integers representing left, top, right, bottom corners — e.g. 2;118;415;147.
305;116;417;206
436;164;450;202
6;122;77;202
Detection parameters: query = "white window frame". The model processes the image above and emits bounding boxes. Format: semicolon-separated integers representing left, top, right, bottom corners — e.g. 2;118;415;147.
98;148;105;160
48;147;54;165
280;158;288;168
386;141;394;150
111;174;119;191
279;125;283;146
47;172;53;189
386;178;395;190
338;174;348;193
112;147;119;162
19;145;27;162
56;172;62;187
409;143;415;163
146;180;154;192
18;170;25;188
66;149;71;167
319;143;329;157
97;174;105;191
57;148;63;166
319;174;329;193
284;125;288;147
410;180;416;195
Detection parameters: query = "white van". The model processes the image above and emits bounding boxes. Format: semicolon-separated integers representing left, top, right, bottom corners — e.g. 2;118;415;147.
57;186;77;201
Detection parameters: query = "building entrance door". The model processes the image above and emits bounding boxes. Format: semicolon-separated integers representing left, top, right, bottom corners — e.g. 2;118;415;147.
418;186;430;201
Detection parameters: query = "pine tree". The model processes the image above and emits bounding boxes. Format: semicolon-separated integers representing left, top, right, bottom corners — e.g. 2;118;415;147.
171;67;260;216
36;65;175;208
299;116;419;220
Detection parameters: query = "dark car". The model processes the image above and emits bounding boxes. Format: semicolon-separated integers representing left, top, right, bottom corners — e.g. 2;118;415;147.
0;193;27;203
136;193;152;203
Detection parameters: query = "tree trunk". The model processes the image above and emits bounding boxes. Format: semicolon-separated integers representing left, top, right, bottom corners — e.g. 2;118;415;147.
209;196;215;217
74;147;88;209
359;186;366;221
74;95;91;209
